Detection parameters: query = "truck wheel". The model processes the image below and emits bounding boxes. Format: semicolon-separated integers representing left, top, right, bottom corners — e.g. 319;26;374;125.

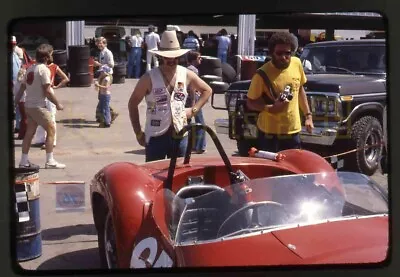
237;139;258;157
349;116;383;176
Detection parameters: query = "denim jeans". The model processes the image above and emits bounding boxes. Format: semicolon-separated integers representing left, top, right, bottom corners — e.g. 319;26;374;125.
99;94;111;125
145;129;188;162
257;130;301;153
128;47;142;78
217;49;228;63
15;105;21;129
193;95;206;152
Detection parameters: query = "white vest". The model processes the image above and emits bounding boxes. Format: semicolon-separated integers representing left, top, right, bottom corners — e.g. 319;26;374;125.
145;65;189;143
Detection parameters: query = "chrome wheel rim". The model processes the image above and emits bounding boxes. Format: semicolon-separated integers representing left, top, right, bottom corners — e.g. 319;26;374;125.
104;212;117;268
364;128;382;165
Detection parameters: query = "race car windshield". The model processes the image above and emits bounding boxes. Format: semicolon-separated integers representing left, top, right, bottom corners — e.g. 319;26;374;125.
168;172;388;244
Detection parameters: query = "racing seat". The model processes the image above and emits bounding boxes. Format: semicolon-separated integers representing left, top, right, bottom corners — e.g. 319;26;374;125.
173;185;231;243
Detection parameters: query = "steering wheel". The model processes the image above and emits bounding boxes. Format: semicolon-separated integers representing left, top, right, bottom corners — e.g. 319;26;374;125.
217;201;284;238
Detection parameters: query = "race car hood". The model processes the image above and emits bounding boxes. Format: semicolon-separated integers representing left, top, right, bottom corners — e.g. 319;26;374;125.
176;215;388;266
304;74;386;95
270;215;389;264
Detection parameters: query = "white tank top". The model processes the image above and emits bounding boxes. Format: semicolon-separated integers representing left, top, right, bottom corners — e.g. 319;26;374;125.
145;65;189;143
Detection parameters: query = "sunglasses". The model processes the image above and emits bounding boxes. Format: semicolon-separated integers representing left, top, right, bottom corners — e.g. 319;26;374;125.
274;51;292;57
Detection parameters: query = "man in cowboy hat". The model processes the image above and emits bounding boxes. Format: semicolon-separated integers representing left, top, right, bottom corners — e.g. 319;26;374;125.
128;30;212;162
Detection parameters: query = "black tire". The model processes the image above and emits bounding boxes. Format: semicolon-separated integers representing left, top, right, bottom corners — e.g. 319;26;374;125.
209;81;230;94
237;139;258;157
348;116;383;175
201;75;222;83
203;67;223;77
113;63;127;76
97;209;118;269
221;62;237;83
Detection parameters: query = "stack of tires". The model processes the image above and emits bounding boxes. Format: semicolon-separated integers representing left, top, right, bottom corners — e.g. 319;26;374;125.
199;56;234;95
68;45;91;87
112;62;127;84
53;50;68;86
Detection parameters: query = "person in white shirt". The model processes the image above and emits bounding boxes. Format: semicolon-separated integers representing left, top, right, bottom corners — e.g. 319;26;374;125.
11;36;24;61
128;30;212;162
93;37;115;71
14;44;66;169
144;25;160;72
127;31;144;78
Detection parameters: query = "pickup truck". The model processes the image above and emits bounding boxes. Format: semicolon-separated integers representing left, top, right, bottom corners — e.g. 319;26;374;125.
214;39;386;176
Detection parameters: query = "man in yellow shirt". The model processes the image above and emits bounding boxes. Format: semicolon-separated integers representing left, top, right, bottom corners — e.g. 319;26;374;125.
246;32;314;152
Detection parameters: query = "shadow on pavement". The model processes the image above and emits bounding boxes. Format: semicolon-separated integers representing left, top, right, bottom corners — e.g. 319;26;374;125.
62;124;100;129
58;118;99;129
42;224;97;241
37;247;101;270
58;118;98;124
124;149;145;155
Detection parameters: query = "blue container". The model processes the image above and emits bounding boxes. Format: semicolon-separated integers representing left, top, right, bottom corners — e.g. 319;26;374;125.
14;168;42;262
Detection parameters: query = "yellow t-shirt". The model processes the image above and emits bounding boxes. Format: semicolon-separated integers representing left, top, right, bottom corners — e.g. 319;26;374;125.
247;56;307;135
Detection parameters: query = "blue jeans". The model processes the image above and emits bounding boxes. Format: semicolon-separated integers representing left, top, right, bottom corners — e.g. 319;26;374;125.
146;129;188;162
257;130;301;153
128;47;142;78
15;105;21;129
193;95;206;152
99;94;111;125
217;49;228;63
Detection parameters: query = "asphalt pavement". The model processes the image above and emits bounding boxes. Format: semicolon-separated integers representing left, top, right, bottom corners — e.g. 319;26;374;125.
13;78;388;270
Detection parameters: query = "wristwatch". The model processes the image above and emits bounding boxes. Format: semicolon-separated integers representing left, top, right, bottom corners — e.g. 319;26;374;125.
192;107;198;115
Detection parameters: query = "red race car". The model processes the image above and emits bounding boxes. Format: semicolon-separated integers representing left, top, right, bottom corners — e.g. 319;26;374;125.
90;124;389;269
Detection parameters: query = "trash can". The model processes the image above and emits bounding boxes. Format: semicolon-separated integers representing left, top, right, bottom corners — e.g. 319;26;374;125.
236;55;268;80
14;168;42;262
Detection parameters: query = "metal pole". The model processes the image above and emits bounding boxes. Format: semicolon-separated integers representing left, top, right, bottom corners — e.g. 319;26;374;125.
66;20;85;57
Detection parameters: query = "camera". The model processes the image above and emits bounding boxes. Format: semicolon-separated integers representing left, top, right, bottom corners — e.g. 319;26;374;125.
279;85;293;101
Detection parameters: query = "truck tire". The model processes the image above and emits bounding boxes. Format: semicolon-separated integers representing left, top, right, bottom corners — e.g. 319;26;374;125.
237;139;258;157
349;116;383;176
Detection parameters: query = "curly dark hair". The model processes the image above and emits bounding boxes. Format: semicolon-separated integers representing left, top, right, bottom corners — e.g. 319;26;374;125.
268;32;298;54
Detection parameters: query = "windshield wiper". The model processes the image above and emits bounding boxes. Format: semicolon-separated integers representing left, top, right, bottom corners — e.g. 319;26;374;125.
325;66;356;75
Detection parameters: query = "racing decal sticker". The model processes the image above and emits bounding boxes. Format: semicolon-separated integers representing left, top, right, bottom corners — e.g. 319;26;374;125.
130;237;173;268
151;120;161;127
157;104;168;112
155;94;168;105
177;82;184;92
147;102;157;114
154;88;165;95
173;92;185;102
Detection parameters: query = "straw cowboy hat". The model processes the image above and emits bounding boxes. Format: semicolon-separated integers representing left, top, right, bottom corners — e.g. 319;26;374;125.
148;30;190;58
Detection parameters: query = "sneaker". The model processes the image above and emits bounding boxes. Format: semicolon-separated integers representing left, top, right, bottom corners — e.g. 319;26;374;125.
111;112;119;123
19;161;40;170
99;123;111;128
45;160;66;169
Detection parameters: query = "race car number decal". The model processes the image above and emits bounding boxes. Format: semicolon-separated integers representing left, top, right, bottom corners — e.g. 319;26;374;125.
130;237;173;268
